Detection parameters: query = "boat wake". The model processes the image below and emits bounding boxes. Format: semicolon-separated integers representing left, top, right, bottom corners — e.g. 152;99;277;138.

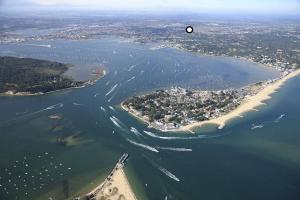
274;114;286;123
251;124;264;130
73;102;82;106
158;167;180;182
100;106;106;112
110;116;123;130
0;103;64;127
126;76;135;83
127;139;159;153
130;127;143;137
156;147;192;152
24;103;63;117
109;116;129;132
143;130;210;140
128;64;137;72
109;106;117;112
15;111;28;116
42;103;64;111
105;84;118;96
23;44;52;48
108;95;115;103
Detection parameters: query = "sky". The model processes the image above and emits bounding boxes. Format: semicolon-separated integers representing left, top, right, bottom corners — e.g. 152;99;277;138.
1;0;300;14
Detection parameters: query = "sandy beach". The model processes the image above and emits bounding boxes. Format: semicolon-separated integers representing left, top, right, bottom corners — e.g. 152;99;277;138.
179;69;300;132
121;69;300;133
121;103;150;125
87;167;138;200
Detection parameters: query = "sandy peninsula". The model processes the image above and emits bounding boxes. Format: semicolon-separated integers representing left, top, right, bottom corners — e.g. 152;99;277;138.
179;69;300;131
84;153;138;200
122;69;300;133
87;168;137;200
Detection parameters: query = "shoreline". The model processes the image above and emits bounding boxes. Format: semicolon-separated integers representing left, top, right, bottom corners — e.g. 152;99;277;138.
0;69;107;97
86;168;138;200
165;41;294;75
162;42;285;73
121;69;300;133
84;153;138;200
121;102;151;126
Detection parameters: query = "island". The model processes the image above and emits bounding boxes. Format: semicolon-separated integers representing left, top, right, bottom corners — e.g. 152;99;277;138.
122;69;300;132
0;56;106;96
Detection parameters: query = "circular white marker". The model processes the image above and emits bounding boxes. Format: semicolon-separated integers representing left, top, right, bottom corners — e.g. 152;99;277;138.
186;26;193;33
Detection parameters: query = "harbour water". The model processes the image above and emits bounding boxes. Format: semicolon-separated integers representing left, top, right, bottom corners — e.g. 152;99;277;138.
1;37;300;200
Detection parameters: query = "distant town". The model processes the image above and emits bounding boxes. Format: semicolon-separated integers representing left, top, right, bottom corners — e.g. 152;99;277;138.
1;15;299;73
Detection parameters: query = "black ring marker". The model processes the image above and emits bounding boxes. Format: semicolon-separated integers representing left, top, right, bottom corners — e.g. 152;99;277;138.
186;26;193;33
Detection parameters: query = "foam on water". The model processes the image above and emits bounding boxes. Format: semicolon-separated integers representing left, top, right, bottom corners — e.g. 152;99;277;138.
127;139;159;153
126;76;136;83
274;114;286;123
108;95;115;102
128;64;137;71
156;147;192;152
43;103;64;111
143;130;228;140
73;102;82;106
158;167;180;182
25;103;64;116
109;116;128;132
110;116;123;130
109;106;117;112
130;127;143;137
100;106;106;112
143;130;205;140
23;44;51;48
105;84;118;96
251;124;264;130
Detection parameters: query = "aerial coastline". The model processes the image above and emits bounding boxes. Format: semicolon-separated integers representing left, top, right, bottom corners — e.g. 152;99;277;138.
122;69;300;133
180;69;300;131
0;56;107;96
82;153;138;200
1;12;300;200
1;70;107;97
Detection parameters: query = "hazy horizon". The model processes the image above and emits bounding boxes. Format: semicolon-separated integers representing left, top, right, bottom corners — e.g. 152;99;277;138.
1;0;300;15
